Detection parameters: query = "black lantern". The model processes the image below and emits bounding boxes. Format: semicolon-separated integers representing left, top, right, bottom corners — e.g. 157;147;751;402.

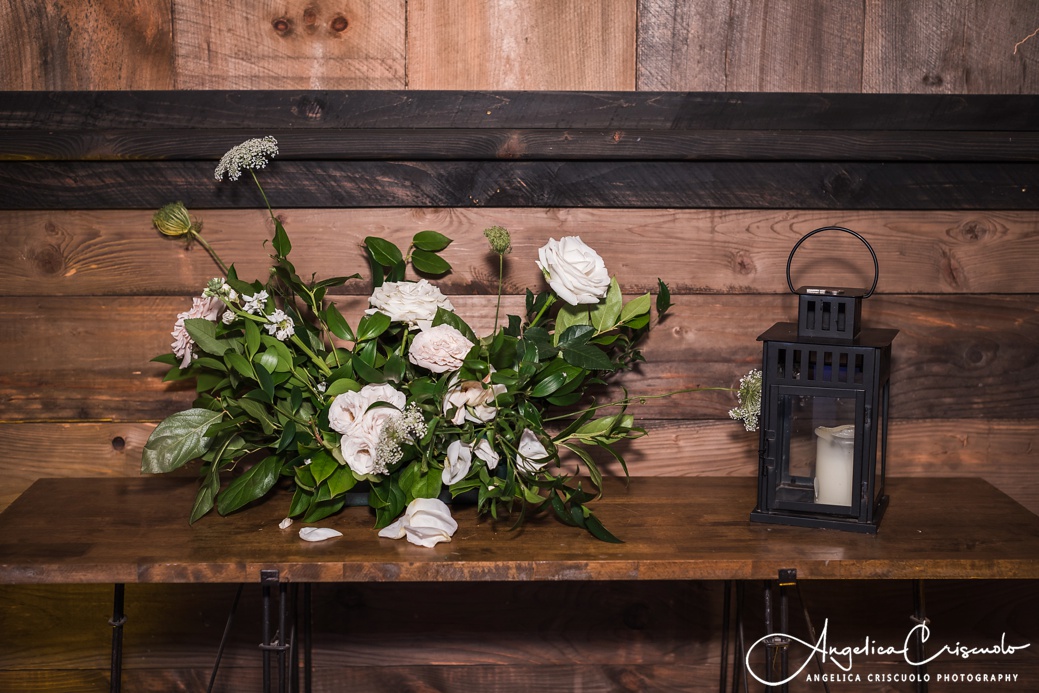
750;227;897;533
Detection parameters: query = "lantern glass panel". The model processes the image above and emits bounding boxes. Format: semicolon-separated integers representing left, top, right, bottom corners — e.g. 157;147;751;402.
774;390;859;511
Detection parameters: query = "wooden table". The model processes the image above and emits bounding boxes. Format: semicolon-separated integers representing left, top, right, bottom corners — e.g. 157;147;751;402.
2;476;1039;584
2;476;1038;692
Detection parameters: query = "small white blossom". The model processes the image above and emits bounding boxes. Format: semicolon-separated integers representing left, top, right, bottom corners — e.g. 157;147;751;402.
729;369;763;432
266;309;295;341
221;310;236;325
242;291;268;315
215;136;279;182
204;277;237;302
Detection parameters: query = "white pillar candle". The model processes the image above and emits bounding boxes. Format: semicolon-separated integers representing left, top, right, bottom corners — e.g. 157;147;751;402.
814;424;855;506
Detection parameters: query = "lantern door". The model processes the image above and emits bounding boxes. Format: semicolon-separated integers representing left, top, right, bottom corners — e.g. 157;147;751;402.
764;384;865;518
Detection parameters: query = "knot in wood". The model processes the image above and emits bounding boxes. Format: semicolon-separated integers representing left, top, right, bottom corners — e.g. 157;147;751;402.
948;218;997;243
331;15;349;32
271;16;292;34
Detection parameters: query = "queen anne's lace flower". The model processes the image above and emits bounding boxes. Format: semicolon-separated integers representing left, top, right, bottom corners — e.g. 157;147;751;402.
214;136;279;182
728;369;762;432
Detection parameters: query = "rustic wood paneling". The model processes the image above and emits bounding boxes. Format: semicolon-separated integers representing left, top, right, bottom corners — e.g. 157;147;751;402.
4;209;1038;297
637;0;865;92
1;295;1035;423
864;0;1039;94
406;0;636;90
6;159;1039;210
6;92;1038;132
171;0;406;89
3;418;1037;515
0;0;173;90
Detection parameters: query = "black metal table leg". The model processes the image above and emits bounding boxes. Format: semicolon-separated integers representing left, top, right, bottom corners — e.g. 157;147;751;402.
911;579;929;693
719;581;732;693
109;583;126;693
304;583;312;693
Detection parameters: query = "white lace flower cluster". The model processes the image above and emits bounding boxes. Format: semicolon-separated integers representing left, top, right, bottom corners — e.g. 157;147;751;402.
328;384;407;477
729;369;763;432
214;136;279;182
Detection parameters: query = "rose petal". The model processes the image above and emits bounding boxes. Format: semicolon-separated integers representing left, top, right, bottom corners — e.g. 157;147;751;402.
298;527;343;542
377;517;407;540
278;517;293;530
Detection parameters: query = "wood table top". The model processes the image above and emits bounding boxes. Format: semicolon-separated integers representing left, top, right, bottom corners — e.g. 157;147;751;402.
1;476;1037;584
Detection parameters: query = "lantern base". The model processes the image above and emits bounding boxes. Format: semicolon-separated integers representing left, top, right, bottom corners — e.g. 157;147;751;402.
750;494;888;534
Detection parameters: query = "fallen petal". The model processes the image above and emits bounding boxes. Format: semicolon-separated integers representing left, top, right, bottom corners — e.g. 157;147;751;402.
278;518;293;530
299;527;343;542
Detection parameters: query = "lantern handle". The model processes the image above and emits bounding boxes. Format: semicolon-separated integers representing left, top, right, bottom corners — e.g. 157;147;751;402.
785;226;879;299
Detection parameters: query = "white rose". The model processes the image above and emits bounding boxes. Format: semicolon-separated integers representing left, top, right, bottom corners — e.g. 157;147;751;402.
442;373;507;425
516;428;550;473
328;384;405;436
171;294;225;368
535;236;610;306
408;324;474;374
472;438;500;470
367;279;454;330
442;439;472;485
341;430;381;476
378;497;458;548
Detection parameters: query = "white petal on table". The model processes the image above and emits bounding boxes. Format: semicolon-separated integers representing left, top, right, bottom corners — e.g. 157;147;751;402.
298;527;343;542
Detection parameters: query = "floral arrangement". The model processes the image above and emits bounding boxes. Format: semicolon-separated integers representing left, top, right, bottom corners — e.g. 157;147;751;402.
144;137;759;547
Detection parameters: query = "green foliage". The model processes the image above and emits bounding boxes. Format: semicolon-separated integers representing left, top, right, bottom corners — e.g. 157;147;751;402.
145;139;682;544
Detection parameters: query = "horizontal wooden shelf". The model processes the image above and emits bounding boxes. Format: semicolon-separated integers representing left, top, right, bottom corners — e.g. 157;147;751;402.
2;476;1038;584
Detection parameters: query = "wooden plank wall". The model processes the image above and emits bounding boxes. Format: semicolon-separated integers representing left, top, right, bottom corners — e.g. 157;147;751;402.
1;2;1039;692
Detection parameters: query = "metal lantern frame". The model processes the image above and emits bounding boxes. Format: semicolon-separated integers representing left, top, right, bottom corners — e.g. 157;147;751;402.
750;227;898;534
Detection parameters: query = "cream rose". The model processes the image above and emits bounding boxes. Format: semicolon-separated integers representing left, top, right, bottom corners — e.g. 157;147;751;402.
367;279;454;330
328;383;406;437
515;428;550;473
535;236;610;306
442;439;472;485
408;324;474;374
378;497;458;548
472;438;500;470
329;384;405;477
442;373;506;425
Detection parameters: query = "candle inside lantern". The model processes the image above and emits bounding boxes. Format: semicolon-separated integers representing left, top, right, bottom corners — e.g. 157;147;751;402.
814;424;855;506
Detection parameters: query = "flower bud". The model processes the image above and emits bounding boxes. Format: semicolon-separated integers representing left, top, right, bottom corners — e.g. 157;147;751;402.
483;225;512;255
153;202;198;238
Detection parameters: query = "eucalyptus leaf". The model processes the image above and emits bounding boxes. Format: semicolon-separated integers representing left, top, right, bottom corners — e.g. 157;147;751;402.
142;408;224;474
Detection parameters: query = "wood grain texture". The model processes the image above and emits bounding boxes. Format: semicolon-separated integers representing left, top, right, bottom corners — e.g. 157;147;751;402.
2;418;1036;515
864;0;1039;94
637;0;865;92
2;476;1039;583
5;160;1039;210
5;92;1039;131
1;579;1034;692
171;0;405;89
406;0;636;90
0;0;173;90
7;128;1039;163
0;294;1036;422
4;208;1039;297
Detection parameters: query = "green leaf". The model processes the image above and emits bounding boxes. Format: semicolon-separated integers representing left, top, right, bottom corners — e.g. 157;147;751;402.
656;279;673;315
554;304;591;345
272;219;292;258
590;277;623;333
308;451;338;486
324;303;354;341
562;343;616;371
412;230;452;252
235;397;277;435
410;248;452;275
254;361;275;400
226;351;254;380
365;236;404;267
184;318;231;357
620;293;652;324
432;307;478;344
244;319;261;358
529;370;569;398
326;466;358;497
325;378;361;397
142;408;224;474
215;456;282;515
556;324;594;349
189;471;220;524
356;311;391;341
584;511;623;543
